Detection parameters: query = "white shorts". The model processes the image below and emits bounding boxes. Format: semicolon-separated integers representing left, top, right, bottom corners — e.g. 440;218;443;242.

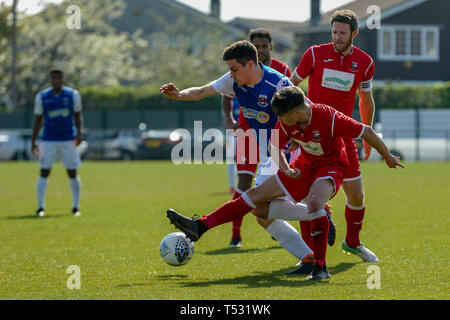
39;140;81;170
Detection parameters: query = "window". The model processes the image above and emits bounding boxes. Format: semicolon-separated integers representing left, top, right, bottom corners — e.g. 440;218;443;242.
378;26;439;61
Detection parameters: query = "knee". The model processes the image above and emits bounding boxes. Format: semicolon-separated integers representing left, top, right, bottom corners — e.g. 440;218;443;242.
346;190;365;206
255;216;274;229
251;202;269;218
306;195;324;213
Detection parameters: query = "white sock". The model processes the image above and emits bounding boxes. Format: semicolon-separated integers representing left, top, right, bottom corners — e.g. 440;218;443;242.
266;219;313;260
226;164;236;189
267;199;310;221
69;176;81;209
36;176;48;209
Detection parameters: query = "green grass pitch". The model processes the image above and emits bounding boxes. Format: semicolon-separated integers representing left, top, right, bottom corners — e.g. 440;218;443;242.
0;161;449;299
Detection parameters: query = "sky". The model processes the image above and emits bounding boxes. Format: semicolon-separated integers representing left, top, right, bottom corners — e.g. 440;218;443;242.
3;0;355;22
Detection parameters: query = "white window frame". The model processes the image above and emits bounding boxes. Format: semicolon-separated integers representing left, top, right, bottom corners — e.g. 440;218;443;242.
377;25;439;62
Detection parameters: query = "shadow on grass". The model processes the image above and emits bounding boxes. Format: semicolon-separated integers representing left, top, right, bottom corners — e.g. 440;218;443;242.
179;269;331;289
156;274;189;280
178;262;359;289
202;245;282;256
115;283;147;289
4;213;70;220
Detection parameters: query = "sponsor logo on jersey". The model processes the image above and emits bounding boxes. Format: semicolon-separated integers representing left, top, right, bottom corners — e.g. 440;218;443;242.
350;62;358;72
48;108;70;118
292;138;324;156
257;94;268;107
321;68;355;92
256;111;270;124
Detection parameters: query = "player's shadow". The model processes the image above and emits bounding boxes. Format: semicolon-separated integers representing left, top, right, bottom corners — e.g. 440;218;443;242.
202;245;282;256
3;213;69;220
180;268;331;289
328;262;359;275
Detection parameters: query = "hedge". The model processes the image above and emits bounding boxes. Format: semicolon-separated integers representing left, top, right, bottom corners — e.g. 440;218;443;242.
79;82;450;110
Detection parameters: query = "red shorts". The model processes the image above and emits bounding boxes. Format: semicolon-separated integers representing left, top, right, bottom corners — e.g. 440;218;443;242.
275;161;345;203
235;126;259;176
343;138;362;181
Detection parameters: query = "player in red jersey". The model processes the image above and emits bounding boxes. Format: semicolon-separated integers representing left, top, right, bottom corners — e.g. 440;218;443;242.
291;10;380;262
166;86;404;280
222;28;293;248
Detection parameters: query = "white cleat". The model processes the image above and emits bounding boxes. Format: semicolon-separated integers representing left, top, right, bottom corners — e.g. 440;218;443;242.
36;208;45;217
342;240;379;263
72;207;81;217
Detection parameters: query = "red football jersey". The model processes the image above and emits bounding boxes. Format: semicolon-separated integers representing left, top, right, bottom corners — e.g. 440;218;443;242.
270;103;365;168
269;57;292;77
294;43;374;117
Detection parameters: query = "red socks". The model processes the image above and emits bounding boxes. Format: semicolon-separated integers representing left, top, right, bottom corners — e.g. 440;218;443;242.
299;221;312;248
345;204;365;248
310;215;329;267
200;196;253;230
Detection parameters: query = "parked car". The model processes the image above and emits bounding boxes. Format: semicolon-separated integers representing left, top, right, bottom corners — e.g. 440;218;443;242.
136;129;187;160
0;131;27;160
83;130;140;160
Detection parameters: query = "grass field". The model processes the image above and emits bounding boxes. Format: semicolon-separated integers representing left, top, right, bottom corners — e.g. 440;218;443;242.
0;161;449;300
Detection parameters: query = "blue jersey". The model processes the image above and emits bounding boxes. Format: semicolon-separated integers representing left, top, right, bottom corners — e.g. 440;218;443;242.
211;63;293;159
34;86;82;141
231;97;240;121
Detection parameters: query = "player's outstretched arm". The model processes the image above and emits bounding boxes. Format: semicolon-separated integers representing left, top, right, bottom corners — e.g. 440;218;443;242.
222;95;239;130
160;83;217;101
269;143;301;178
361;126;405;169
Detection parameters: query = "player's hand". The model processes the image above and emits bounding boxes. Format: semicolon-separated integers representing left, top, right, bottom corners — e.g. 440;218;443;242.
31;141;39;156
287;140;300;152
226;119;240;131
160;83;180;100
363;140;372;160
284;168;301;179
75;133;83;146
384;153;405;169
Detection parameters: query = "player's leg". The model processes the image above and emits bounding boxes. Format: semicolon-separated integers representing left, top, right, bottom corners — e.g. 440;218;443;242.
342;178;378;262
341;138;378;262
166;174;285;241
62;141;82;216
36;141;56;217
254;207;314;274
229;173;253;247
226;164;236;194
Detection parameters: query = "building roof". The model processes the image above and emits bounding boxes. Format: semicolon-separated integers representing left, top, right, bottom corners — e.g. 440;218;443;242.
293;0;429;34
228;17;304;49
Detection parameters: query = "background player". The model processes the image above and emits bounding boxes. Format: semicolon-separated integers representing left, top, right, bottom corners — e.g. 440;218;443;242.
31;69;83;217
222;28;293;248
290;9;379;262
161;40;315;268
166;86;404;280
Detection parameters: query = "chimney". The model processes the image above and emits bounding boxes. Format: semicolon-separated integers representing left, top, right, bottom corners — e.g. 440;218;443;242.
310;0;321;26
210;0;221;20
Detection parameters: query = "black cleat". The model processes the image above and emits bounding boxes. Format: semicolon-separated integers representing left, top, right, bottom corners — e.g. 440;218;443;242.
166;209;203;241
72;207;81;216
306;264;331;281
229;237;242;248
285;262;314;275
325;204;336;246
35;207;45;217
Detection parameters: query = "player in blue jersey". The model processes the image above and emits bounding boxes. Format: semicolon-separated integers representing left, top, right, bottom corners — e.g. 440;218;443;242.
160;41;317;267
31;69;84;217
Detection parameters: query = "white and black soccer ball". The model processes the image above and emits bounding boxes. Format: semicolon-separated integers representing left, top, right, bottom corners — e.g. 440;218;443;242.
160;232;194;266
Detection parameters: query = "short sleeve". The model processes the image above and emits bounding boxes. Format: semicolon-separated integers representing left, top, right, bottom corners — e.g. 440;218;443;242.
359;58;374;92
284;65;292;78
294;46;314;81
210;72;235;96
73;90;82;112
276;77;293;92
270;121;290;150
332;111;365;139
34;93;43;115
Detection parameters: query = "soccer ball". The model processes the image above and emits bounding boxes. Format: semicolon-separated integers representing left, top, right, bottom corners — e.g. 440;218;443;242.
160;232;194;266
